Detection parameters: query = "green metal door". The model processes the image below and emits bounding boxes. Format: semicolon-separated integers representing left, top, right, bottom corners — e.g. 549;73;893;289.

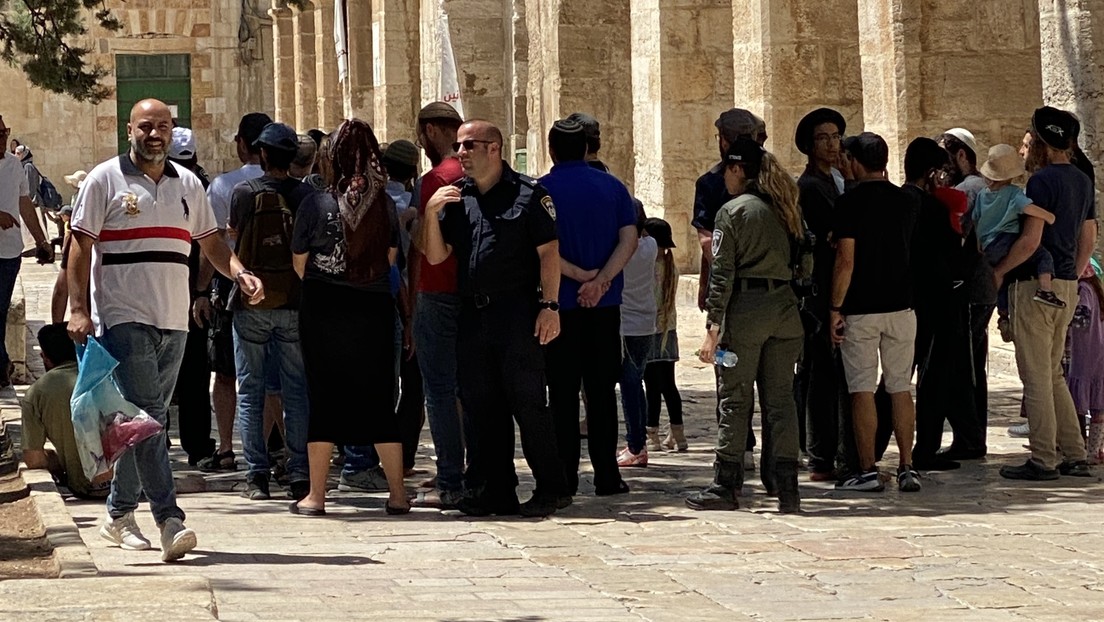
115;54;192;153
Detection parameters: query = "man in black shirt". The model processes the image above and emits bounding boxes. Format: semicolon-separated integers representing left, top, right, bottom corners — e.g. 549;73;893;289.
422;119;570;517
830;132;922;493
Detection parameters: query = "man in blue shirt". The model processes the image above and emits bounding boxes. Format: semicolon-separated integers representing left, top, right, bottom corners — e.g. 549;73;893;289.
541;119;639;496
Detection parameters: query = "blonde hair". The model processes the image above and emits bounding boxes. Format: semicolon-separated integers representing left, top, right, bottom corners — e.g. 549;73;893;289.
753;152;805;240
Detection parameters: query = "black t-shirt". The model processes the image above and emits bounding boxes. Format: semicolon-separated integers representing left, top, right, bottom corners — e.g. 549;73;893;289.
440;164;557;298
691;163;734;232
902;184;961;306
798;165;840;316
1021;163;1096;281
291;190;399;293
834;180;919;315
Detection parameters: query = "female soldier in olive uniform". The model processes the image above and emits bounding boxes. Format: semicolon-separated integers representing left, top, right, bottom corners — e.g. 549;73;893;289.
688;138;809;513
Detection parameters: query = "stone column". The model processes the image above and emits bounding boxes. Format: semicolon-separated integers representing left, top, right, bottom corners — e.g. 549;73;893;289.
1039;0;1104;193
732;0;863;175
344;0;374;121
314;0;345;130
527;0;634;183
858;0;1042;181
505;0;528;171
269;2;296;124
631;0;734;270
372;0;420;143
292;2;320;131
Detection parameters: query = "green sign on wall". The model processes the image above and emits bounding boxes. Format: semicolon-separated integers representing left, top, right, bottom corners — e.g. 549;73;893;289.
115;54;192;154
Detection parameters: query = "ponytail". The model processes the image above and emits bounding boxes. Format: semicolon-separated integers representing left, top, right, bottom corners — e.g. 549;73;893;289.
754;152;805;241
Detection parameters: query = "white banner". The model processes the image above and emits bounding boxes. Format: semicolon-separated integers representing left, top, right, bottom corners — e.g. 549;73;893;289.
335;0;349;83
437;3;464;117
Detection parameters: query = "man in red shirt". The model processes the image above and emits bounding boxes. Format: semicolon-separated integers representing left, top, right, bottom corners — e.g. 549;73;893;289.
409;102;467;507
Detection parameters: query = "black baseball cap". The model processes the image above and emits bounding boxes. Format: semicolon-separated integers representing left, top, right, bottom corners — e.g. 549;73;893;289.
237;112;273;144
643;217;676;249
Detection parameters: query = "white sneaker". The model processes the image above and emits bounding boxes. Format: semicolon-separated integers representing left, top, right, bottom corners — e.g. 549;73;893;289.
1008;422;1030;438
99;513;151;550
743;450;756;472
158;517;197;562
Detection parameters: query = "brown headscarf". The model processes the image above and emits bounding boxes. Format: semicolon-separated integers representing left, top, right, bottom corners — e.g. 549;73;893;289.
328;119;392;285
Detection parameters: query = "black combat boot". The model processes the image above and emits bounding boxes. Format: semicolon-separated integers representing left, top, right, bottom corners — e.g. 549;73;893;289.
686;461;744;511
774;459;800;514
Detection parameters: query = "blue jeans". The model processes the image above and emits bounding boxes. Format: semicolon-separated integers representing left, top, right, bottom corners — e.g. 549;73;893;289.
233;309;309;483
99;323;187;525
0;257;21;367
414;292;466;492
619;335;652;454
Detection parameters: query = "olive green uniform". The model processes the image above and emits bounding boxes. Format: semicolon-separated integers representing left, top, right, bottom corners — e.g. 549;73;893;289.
706;194;804;467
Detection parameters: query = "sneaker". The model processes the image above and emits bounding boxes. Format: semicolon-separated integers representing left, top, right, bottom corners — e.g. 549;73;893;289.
616;446;648;467
158;517;197;562
835;470;885;492
242;475;271;500
1058;460;1092;477
999;459;1060;481
99;513;151;550
897;465;921;492
1008;422;1030;438
997;316;1014;343
1033;289;1067;308
743;450;756;472
338;466;389;492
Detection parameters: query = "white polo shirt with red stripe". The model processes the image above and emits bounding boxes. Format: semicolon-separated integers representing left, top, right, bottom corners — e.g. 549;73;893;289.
71;154;217;335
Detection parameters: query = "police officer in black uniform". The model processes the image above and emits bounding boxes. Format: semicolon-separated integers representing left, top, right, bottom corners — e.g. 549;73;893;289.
421;119;570;518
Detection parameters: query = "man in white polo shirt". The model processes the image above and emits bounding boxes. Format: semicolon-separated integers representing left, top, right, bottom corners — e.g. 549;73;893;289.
0;115;53;387
67;99;265;562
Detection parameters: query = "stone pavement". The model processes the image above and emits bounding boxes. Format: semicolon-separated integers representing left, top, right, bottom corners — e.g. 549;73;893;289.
11;259;1104;621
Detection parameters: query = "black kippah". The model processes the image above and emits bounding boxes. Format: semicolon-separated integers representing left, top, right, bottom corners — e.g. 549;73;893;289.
551;119;584;134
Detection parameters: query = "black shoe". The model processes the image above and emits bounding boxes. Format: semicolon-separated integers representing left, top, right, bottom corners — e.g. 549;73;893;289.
456;494;520;517
519;493;570;518
196;450;237;472
685;484;738;511
242;475;271;500
287;480;310;500
1000;459;1060;481
912;455;961;471
936;445;987;461
594;479;630;496
1058;460;1092;477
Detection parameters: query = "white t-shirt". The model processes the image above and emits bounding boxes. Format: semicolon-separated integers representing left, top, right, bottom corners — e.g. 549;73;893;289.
207;163;263;233
71;155;218;334
620;235;658;337
0;154;30;259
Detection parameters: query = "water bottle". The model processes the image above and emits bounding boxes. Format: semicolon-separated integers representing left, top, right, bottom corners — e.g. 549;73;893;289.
715;345;738;368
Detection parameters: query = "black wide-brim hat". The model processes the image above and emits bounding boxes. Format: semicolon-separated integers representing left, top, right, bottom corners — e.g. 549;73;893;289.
795;108;847;155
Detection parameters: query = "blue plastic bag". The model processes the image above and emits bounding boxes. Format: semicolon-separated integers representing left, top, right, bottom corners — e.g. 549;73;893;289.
70;337;163;481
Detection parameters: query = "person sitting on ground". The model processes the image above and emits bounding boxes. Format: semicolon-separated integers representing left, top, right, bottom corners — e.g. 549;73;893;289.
21;323;111;498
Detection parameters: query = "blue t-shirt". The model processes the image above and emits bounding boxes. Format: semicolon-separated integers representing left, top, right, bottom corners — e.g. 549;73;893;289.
970;184;1033;250
1025;163;1096;280
540;161;637;310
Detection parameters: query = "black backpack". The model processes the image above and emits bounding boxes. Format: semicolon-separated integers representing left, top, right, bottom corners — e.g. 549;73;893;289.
233;179;299;309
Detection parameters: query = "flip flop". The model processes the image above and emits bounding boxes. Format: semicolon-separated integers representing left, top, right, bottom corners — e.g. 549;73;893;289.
385;502;411;515
289;501;326;516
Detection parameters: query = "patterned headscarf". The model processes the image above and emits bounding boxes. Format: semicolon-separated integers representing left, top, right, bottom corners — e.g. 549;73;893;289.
328;118;387;230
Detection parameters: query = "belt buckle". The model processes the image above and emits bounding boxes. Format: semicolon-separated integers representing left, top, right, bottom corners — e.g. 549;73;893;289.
474;293;491;309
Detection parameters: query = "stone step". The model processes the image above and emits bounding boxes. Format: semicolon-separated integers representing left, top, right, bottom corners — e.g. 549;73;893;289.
0;576;218;621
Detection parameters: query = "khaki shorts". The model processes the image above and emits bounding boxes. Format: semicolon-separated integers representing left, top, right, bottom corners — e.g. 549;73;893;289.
840;309;916;394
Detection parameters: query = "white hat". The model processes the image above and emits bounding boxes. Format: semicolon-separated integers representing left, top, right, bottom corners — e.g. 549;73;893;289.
169;127;196;159
943;127;978;155
63;170;88;189
979;144;1025;182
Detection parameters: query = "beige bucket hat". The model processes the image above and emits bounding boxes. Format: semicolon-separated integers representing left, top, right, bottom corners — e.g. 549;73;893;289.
979;144;1025;182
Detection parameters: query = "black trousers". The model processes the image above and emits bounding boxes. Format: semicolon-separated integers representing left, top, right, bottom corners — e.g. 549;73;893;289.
804;328;855;475
645;361;683;427
173;312;216;463
546;306;623;494
399;348;425;470
965;304;995;452
458;297;567;498
913;302;979;459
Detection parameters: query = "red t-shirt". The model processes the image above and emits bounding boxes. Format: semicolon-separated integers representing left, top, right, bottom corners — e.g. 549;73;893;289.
417;157;465;293
933;186;968;235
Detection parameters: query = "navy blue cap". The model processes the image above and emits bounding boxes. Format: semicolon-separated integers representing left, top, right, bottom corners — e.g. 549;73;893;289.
253;122;299;152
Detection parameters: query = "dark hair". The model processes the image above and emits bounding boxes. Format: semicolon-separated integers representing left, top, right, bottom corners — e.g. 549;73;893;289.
939;133;977;167
307;129;326;147
261;145;295;172
383;160;416;183
547;124;587;162
845;132;889;172
904;137;951;182
1073;143;1097;185
420;117;463;134
37;323;75;365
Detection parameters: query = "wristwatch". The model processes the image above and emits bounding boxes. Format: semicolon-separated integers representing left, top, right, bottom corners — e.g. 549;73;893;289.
539;300;560;312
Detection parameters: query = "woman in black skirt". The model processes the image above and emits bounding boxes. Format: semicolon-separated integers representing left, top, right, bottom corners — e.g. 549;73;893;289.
290;119;408;515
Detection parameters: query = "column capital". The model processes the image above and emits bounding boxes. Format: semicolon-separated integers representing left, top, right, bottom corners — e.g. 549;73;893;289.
268;5;292;19
288;0;317;14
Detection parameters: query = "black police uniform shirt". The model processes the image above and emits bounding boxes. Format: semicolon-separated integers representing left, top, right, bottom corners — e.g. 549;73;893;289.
439;163;558;298
690;162;735;233
832;180;919;316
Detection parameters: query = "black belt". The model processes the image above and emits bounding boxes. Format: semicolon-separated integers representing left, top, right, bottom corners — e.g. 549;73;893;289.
738;278;788;291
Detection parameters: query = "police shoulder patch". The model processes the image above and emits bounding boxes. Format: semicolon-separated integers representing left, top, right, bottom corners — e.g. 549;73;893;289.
711;229;723;257
541;195;557;221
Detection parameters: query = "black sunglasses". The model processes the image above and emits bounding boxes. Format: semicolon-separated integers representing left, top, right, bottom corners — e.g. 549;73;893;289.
452;139;493;152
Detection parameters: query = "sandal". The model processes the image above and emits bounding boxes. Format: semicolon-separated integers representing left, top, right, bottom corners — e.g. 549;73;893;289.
196;450;237;472
289;501;326;516
385;502;411;515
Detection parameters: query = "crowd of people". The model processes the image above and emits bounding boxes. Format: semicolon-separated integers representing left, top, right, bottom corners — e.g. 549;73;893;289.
7;93;1103;564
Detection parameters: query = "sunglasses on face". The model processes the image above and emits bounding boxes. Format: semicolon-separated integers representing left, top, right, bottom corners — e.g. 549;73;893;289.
452;139;493;152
